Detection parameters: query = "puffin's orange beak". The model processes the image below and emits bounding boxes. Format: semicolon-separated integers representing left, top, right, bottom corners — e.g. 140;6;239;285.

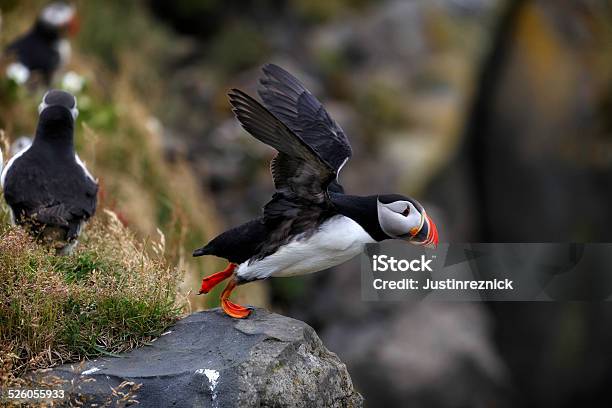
422;214;438;249
67;14;80;36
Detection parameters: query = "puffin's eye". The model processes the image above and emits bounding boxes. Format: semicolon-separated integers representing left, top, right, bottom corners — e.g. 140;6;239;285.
402;206;410;217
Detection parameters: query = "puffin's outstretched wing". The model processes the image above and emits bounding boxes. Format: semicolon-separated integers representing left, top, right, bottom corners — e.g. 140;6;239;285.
258;64;352;191
229;89;335;204
229;89;338;260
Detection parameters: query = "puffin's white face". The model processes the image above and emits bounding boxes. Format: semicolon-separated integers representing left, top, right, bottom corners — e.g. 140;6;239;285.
377;199;424;239
377;195;438;248
40;2;76;30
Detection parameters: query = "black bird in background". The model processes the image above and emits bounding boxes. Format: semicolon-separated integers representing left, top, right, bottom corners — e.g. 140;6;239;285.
4;2;78;86
1;90;98;255
193;64;438;318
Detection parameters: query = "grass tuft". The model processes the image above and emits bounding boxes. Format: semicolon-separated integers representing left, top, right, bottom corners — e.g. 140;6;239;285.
0;210;185;388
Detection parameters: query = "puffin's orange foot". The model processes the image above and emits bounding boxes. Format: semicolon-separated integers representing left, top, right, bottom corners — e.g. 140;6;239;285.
219;277;251;319
198;263;236;295
221;298;252;319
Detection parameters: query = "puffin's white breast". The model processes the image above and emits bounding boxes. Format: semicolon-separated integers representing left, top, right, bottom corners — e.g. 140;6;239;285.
56;39;71;68
1;143;31;188
236;215;375;281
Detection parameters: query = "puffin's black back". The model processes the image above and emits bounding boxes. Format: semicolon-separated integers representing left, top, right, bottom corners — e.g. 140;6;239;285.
3;107;97;239
194;219;271;264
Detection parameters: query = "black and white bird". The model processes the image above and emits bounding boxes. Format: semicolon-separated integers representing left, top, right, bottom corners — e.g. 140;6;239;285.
193;64;438;318
4;2;78;85
1;90;97;254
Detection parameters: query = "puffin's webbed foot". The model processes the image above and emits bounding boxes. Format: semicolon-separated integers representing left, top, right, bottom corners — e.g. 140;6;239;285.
198;263;236;294
220;278;251;319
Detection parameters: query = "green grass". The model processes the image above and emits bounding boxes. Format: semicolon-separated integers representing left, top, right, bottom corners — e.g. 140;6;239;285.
0;210;185;387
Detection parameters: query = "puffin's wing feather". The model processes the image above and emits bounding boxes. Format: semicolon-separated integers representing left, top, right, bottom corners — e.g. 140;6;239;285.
229;88;335;203
79;176;99;218
34;204;71;227
258;64;352;175
228;88;339;262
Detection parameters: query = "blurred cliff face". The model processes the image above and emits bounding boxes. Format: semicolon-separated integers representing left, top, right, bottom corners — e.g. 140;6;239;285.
433;0;612;243
431;2;612;408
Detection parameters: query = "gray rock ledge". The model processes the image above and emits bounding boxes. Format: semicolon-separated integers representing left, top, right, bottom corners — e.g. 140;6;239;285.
34;308;363;408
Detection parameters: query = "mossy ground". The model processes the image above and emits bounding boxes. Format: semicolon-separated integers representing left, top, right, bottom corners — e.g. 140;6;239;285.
0;208;184;389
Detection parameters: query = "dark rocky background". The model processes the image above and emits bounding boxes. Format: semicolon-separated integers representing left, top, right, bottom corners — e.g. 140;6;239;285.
139;0;612;406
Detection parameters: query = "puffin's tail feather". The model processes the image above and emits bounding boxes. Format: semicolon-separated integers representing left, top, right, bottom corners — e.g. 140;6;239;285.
193;244;213;257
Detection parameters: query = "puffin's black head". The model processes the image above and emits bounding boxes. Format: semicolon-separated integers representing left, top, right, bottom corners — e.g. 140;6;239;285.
377;194;438;248
37;90;78;134
39;89;78;119
37;2;79;37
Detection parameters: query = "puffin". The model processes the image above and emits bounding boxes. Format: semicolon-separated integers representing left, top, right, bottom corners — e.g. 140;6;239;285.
193;64;439;318
1;90;98;254
4;2;78;85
